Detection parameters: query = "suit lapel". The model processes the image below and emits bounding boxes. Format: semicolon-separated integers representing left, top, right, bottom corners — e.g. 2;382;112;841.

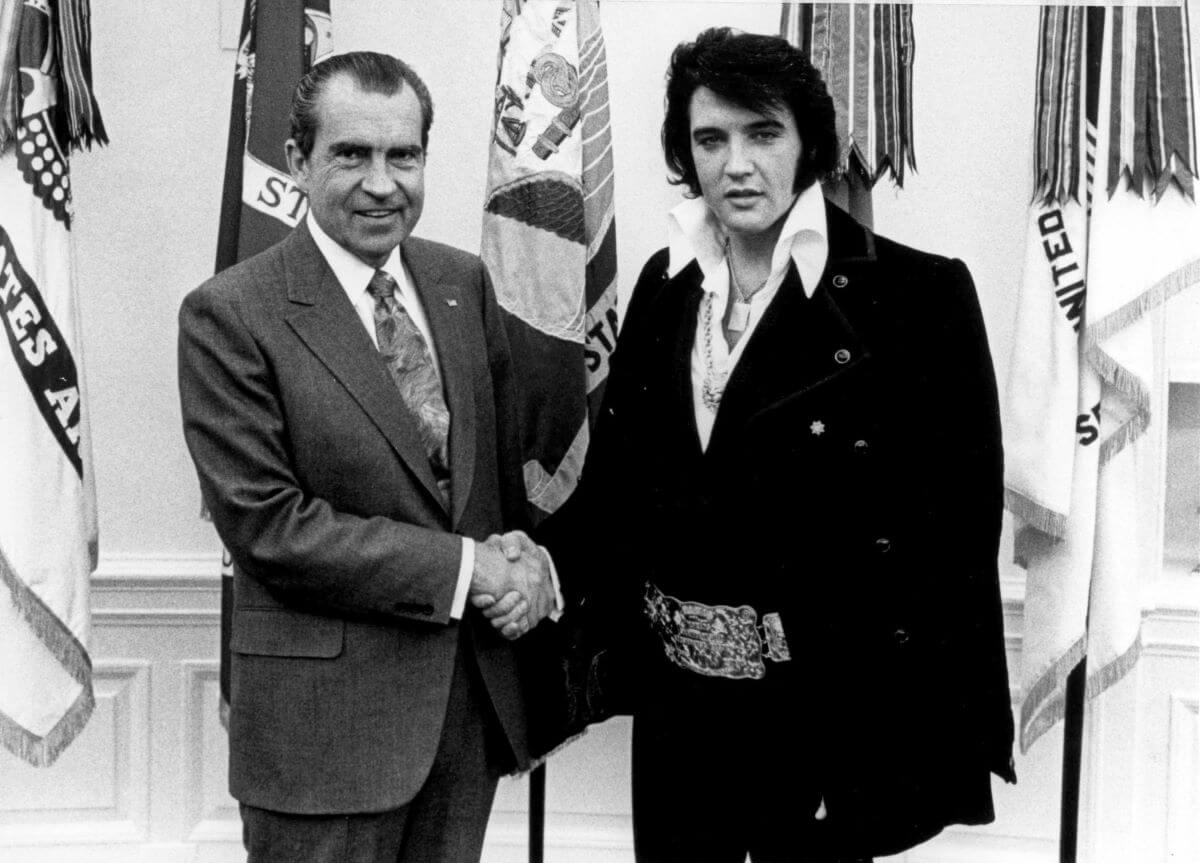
282;225;448;514
404;239;475;527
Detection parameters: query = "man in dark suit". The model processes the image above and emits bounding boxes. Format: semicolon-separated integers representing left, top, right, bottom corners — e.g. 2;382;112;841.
178;52;557;862
505;27;1016;863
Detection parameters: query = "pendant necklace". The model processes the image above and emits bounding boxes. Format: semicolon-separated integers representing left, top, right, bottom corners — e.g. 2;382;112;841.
724;239;765;333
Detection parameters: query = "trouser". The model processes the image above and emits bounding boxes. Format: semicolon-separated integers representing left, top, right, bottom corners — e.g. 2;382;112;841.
630;660;871;863
240;633;512;863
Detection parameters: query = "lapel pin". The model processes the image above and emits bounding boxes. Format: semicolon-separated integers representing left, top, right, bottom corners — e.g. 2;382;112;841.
446;299;458;307
832;274;849;288
810;420;825;436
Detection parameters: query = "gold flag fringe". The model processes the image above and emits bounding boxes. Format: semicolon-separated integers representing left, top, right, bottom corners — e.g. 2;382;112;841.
1020;635;1086;753
1019;632;1144;755
1005;488;1070;542
1084;257;1200;465
1085;632;1142;701
0;543;95;766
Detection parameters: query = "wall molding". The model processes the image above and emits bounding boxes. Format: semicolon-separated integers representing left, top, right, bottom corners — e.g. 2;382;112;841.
88;554;1198;652
1165;692;1199;861
93;553;223;583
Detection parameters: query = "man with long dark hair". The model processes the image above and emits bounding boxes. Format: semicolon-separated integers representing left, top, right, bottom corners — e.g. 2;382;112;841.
501;27;1016;862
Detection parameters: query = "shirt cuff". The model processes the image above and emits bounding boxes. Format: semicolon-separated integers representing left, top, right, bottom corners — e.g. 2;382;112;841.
450;537;474;620
541;544;565;622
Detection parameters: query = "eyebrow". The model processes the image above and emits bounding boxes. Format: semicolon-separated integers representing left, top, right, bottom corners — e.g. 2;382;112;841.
691;118;786;140
745;119;786;132
328;141;423;157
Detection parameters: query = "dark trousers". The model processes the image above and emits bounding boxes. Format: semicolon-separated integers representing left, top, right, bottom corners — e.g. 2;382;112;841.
630;663;871;863
240;634;511;863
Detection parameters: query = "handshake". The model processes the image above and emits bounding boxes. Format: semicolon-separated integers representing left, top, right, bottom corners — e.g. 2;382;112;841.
468;531;556;641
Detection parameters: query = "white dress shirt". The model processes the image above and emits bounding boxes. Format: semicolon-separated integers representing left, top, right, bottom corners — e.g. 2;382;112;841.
666;181;829;450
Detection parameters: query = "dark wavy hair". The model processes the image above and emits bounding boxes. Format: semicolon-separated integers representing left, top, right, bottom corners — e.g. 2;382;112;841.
289;51;434;157
662;28;838;196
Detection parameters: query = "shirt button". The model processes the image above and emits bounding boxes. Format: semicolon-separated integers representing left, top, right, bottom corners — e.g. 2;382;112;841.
893;628;910;645
834;348;852;364
832;274;849;289
875;537;892;553
853;439;869;453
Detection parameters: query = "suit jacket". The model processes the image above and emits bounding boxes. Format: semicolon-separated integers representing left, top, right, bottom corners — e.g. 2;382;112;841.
554;201;1016;857
178;222;539;814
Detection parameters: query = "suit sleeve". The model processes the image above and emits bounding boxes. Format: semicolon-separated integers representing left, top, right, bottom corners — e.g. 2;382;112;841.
177;283;462;625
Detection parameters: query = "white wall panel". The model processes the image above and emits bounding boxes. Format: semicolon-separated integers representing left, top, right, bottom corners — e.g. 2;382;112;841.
2;556;1193;861
0;661;150;844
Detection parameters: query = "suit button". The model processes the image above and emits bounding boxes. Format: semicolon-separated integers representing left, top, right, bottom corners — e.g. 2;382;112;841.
832;274;849;289
875;537;892;553
834;348;851;364
853;439;869;453
893;628;910;645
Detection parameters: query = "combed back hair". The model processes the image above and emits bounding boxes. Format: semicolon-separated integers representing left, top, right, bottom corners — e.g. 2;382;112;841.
662;27;838;196
289;51;434;157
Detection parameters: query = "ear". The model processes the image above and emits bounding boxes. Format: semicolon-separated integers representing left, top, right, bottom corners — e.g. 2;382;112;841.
284;139;310;193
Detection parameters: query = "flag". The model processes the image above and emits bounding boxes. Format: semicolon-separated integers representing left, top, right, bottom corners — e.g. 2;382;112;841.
212;0;332;723
0;0;104;767
781;2;915;224
1005;4;1199;753
482;0;618;522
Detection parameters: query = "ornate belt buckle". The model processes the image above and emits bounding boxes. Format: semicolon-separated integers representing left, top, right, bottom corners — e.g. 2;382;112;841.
759;612;792;663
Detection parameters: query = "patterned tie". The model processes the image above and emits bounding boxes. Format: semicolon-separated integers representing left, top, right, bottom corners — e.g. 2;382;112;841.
367;269;451;497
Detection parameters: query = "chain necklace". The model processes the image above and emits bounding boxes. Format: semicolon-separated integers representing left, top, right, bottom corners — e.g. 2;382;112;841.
724;238;767;333
700;293;727;411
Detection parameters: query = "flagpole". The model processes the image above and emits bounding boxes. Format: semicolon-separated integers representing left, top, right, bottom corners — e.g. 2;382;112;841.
1059;657;1086;863
529;764;546;863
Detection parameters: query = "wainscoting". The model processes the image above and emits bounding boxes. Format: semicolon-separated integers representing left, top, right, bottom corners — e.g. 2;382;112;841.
0;553;1194;862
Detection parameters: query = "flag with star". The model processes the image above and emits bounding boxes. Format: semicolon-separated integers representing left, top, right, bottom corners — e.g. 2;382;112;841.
482;0;618;523
0;0;105;766
1005;4;1198;753
211;0;332;724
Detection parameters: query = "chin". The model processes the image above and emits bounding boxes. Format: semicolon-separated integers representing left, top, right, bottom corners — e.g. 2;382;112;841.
723;216;771;236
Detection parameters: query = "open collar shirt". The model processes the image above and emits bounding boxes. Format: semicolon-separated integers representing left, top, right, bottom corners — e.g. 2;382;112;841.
667;181;829;451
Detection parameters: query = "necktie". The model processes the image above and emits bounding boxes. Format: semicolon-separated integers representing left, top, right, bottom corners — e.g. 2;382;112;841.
367;269;451;496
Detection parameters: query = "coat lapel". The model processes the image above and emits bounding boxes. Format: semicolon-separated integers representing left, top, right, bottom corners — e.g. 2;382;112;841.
658;261;707;454
705;201;877;455
403;238;476;527
281;224;448;514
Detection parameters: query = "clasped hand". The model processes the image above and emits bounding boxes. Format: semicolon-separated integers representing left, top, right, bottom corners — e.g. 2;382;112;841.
468;531;553;640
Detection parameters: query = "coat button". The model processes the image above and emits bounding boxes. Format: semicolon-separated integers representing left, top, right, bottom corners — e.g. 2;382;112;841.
893;628;910;645
834;348;851;364
853;439;869;453
875;537;892;553
832;274;849;288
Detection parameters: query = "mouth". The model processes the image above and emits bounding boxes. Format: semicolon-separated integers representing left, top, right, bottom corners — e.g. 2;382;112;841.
725;189;762;202
354;208;402;221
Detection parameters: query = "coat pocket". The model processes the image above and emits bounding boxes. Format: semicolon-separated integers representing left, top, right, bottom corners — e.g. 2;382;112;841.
230;608;345;658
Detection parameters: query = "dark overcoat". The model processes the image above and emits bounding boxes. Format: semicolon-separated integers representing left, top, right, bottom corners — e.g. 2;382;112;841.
556;201;1016;857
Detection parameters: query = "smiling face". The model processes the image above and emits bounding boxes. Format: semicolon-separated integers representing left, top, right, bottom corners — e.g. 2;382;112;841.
286;73;425;267
688;86;803;240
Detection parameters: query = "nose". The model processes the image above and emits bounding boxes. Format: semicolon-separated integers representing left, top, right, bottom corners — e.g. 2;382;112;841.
724;136;752;178
361;155;397;197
